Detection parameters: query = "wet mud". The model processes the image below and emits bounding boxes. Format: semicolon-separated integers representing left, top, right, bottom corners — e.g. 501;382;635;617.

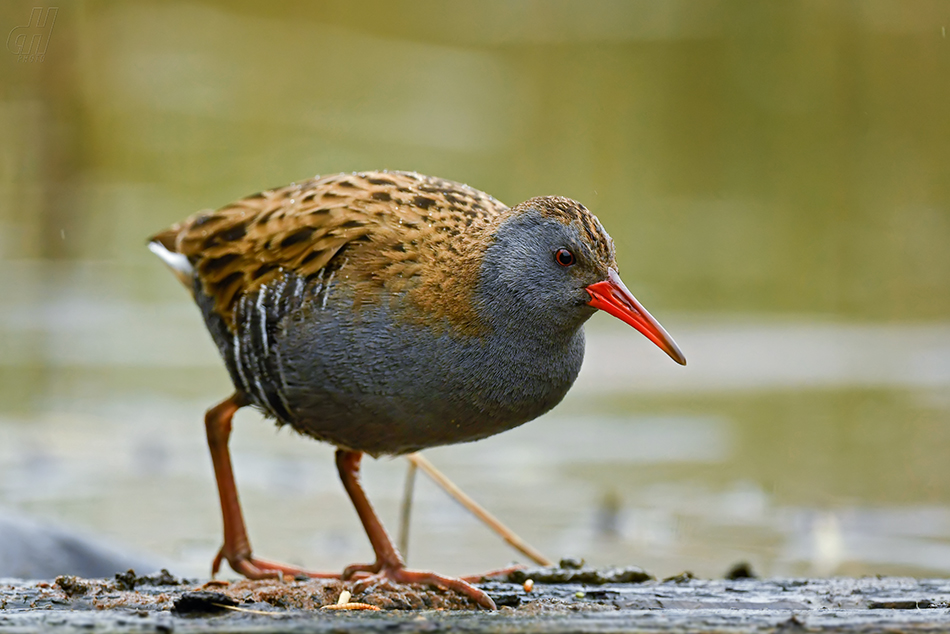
3;565;950;632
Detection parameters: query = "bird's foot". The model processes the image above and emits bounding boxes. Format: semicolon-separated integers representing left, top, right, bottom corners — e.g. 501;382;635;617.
213;547;339;581
342;563;496;610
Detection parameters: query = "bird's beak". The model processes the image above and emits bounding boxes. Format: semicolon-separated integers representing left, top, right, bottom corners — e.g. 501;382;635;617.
586;269;686;365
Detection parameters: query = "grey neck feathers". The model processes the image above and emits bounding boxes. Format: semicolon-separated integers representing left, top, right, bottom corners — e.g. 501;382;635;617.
475;210;596;341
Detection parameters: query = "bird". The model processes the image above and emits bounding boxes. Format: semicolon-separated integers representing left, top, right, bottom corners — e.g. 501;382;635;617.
148;170;685;610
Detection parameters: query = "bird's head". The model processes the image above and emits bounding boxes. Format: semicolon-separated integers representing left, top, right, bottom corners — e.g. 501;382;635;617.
478;196;686;365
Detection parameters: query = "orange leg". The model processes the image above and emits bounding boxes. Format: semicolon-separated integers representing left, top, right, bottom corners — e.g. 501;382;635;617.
205;393;337;580
335;449;496;610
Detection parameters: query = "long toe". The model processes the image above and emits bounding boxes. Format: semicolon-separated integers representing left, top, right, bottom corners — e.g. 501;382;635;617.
215;547;339;580
250;556;340;580
397;568;496;610
354;567;496;610
342;562;379;580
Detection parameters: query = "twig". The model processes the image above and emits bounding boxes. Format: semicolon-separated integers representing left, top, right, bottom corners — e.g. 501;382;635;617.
405;452;553;566
397;459;418;559
212;603;278;615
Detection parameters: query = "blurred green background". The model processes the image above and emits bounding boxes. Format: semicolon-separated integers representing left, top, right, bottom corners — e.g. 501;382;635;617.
2;1;949;580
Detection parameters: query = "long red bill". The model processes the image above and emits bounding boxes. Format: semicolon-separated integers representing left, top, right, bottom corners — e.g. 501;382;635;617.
586;269;686;365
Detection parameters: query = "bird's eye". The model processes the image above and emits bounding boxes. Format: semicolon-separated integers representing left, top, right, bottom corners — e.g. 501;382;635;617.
554;248;576;267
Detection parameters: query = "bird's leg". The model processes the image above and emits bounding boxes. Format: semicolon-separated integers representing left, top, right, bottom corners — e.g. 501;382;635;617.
335;449;496;610
206;393;337;580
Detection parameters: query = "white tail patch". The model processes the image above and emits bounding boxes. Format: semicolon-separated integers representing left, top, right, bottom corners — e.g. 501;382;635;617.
148;241;194;277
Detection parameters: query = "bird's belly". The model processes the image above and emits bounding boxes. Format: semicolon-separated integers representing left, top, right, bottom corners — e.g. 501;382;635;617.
275;304;585;456
287;390;542;456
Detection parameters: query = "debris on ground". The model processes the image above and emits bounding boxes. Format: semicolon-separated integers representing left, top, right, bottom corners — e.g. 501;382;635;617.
4;566;950;632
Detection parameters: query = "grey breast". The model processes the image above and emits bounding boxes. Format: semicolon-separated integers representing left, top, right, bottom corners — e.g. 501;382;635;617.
275;290;587;456
194;210;595;456
193;267;585;455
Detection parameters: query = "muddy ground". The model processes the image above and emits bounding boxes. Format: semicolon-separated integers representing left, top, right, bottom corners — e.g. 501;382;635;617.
3;564;950;633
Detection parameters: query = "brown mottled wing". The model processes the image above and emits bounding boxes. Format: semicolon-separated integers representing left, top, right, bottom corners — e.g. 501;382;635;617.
150;171;509;331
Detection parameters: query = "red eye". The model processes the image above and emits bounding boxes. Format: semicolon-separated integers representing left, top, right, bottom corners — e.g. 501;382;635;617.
554;248;576;267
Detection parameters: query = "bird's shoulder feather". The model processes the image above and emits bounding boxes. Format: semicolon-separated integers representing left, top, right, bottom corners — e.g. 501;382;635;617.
150;171;509;332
